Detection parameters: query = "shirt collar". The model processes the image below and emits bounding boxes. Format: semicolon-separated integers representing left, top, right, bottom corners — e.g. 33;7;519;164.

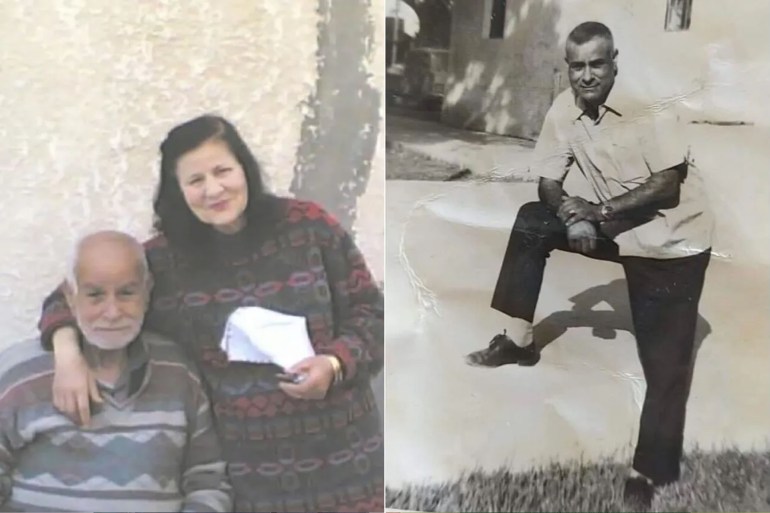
80;332;150;398
572;85;625;124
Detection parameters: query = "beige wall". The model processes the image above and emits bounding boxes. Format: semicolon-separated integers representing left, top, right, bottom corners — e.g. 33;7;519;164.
361;0;387;285
0;1;384;348
443;0;565;139
443;0;770;136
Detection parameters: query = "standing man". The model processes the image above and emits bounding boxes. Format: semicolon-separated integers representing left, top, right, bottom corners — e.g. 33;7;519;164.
466;21;714;508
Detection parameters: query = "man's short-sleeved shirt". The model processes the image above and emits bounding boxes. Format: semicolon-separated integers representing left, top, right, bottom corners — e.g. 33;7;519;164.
531;84;714;259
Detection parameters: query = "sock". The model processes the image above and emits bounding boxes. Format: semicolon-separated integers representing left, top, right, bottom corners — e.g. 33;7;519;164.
629;468;653;484
506;318;534;348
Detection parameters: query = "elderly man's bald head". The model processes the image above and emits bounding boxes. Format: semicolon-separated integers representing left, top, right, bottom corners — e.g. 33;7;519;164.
66;231;149;293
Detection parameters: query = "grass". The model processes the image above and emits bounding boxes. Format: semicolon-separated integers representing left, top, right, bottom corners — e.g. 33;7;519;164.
386;448;770;512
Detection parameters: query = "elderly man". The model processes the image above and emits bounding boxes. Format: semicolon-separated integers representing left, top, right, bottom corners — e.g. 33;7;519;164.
0;231;232;512
467;22;713;508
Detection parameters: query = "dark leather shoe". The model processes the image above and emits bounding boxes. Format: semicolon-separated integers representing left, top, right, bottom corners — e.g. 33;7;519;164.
465;330;540;367
623;476;654;510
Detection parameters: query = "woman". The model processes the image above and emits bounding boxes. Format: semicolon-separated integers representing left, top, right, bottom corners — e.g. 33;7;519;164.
38;115;384;512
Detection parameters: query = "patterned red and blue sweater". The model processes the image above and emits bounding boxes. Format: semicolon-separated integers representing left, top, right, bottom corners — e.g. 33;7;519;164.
38;198;384;513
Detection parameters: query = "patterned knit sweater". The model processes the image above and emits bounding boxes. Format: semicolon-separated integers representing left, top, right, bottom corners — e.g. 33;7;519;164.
38;199;384;512
0;333;232;513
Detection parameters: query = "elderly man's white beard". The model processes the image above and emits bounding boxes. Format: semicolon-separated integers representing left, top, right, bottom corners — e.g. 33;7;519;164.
76;315;142;353
79;323;141;373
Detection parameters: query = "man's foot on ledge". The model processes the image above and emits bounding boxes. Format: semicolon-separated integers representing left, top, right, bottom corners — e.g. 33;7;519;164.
465;330;540;367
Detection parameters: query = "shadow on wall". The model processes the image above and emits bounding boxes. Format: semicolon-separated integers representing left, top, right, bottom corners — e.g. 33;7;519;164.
442;0;565;140
291;0;380;239
535;278;712;354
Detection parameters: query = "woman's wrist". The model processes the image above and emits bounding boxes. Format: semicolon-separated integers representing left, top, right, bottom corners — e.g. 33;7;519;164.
324;354;344;384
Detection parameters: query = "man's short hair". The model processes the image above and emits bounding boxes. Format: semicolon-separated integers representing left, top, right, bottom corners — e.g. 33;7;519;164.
65;231;149;294
567;21;614;46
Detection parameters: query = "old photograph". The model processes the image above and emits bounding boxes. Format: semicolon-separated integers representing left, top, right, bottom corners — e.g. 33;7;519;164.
385;0;769;511
0;2;385;512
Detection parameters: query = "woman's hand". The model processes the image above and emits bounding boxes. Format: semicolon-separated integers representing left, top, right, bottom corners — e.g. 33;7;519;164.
278;356;335;400
52;327;102;426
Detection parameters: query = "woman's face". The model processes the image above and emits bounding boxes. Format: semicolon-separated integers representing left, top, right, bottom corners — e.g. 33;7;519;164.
175;138;249;234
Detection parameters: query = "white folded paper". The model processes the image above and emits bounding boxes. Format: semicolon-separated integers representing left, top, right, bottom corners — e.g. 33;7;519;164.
220;306;316;370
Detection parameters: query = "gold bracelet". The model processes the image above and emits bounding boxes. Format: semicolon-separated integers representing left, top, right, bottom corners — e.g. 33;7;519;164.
333;356;343;382
325;355;343;384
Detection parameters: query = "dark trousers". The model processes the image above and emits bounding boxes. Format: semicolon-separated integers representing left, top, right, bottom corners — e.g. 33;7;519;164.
491;202;710;485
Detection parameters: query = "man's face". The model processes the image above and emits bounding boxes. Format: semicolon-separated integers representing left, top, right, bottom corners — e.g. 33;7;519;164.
565;36;617;107
67;240;149;351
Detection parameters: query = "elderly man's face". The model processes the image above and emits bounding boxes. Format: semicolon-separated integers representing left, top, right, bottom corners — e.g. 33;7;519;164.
566;36;617;108
68;238;149;351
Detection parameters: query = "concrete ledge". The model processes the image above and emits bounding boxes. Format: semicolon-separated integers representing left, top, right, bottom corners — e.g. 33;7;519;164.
387;113;536;181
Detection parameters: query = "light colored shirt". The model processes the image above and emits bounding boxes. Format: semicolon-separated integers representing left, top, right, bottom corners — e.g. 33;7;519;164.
531;83;714;259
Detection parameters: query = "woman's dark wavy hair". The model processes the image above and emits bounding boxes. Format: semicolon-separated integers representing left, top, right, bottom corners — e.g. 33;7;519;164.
152;115;280;260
